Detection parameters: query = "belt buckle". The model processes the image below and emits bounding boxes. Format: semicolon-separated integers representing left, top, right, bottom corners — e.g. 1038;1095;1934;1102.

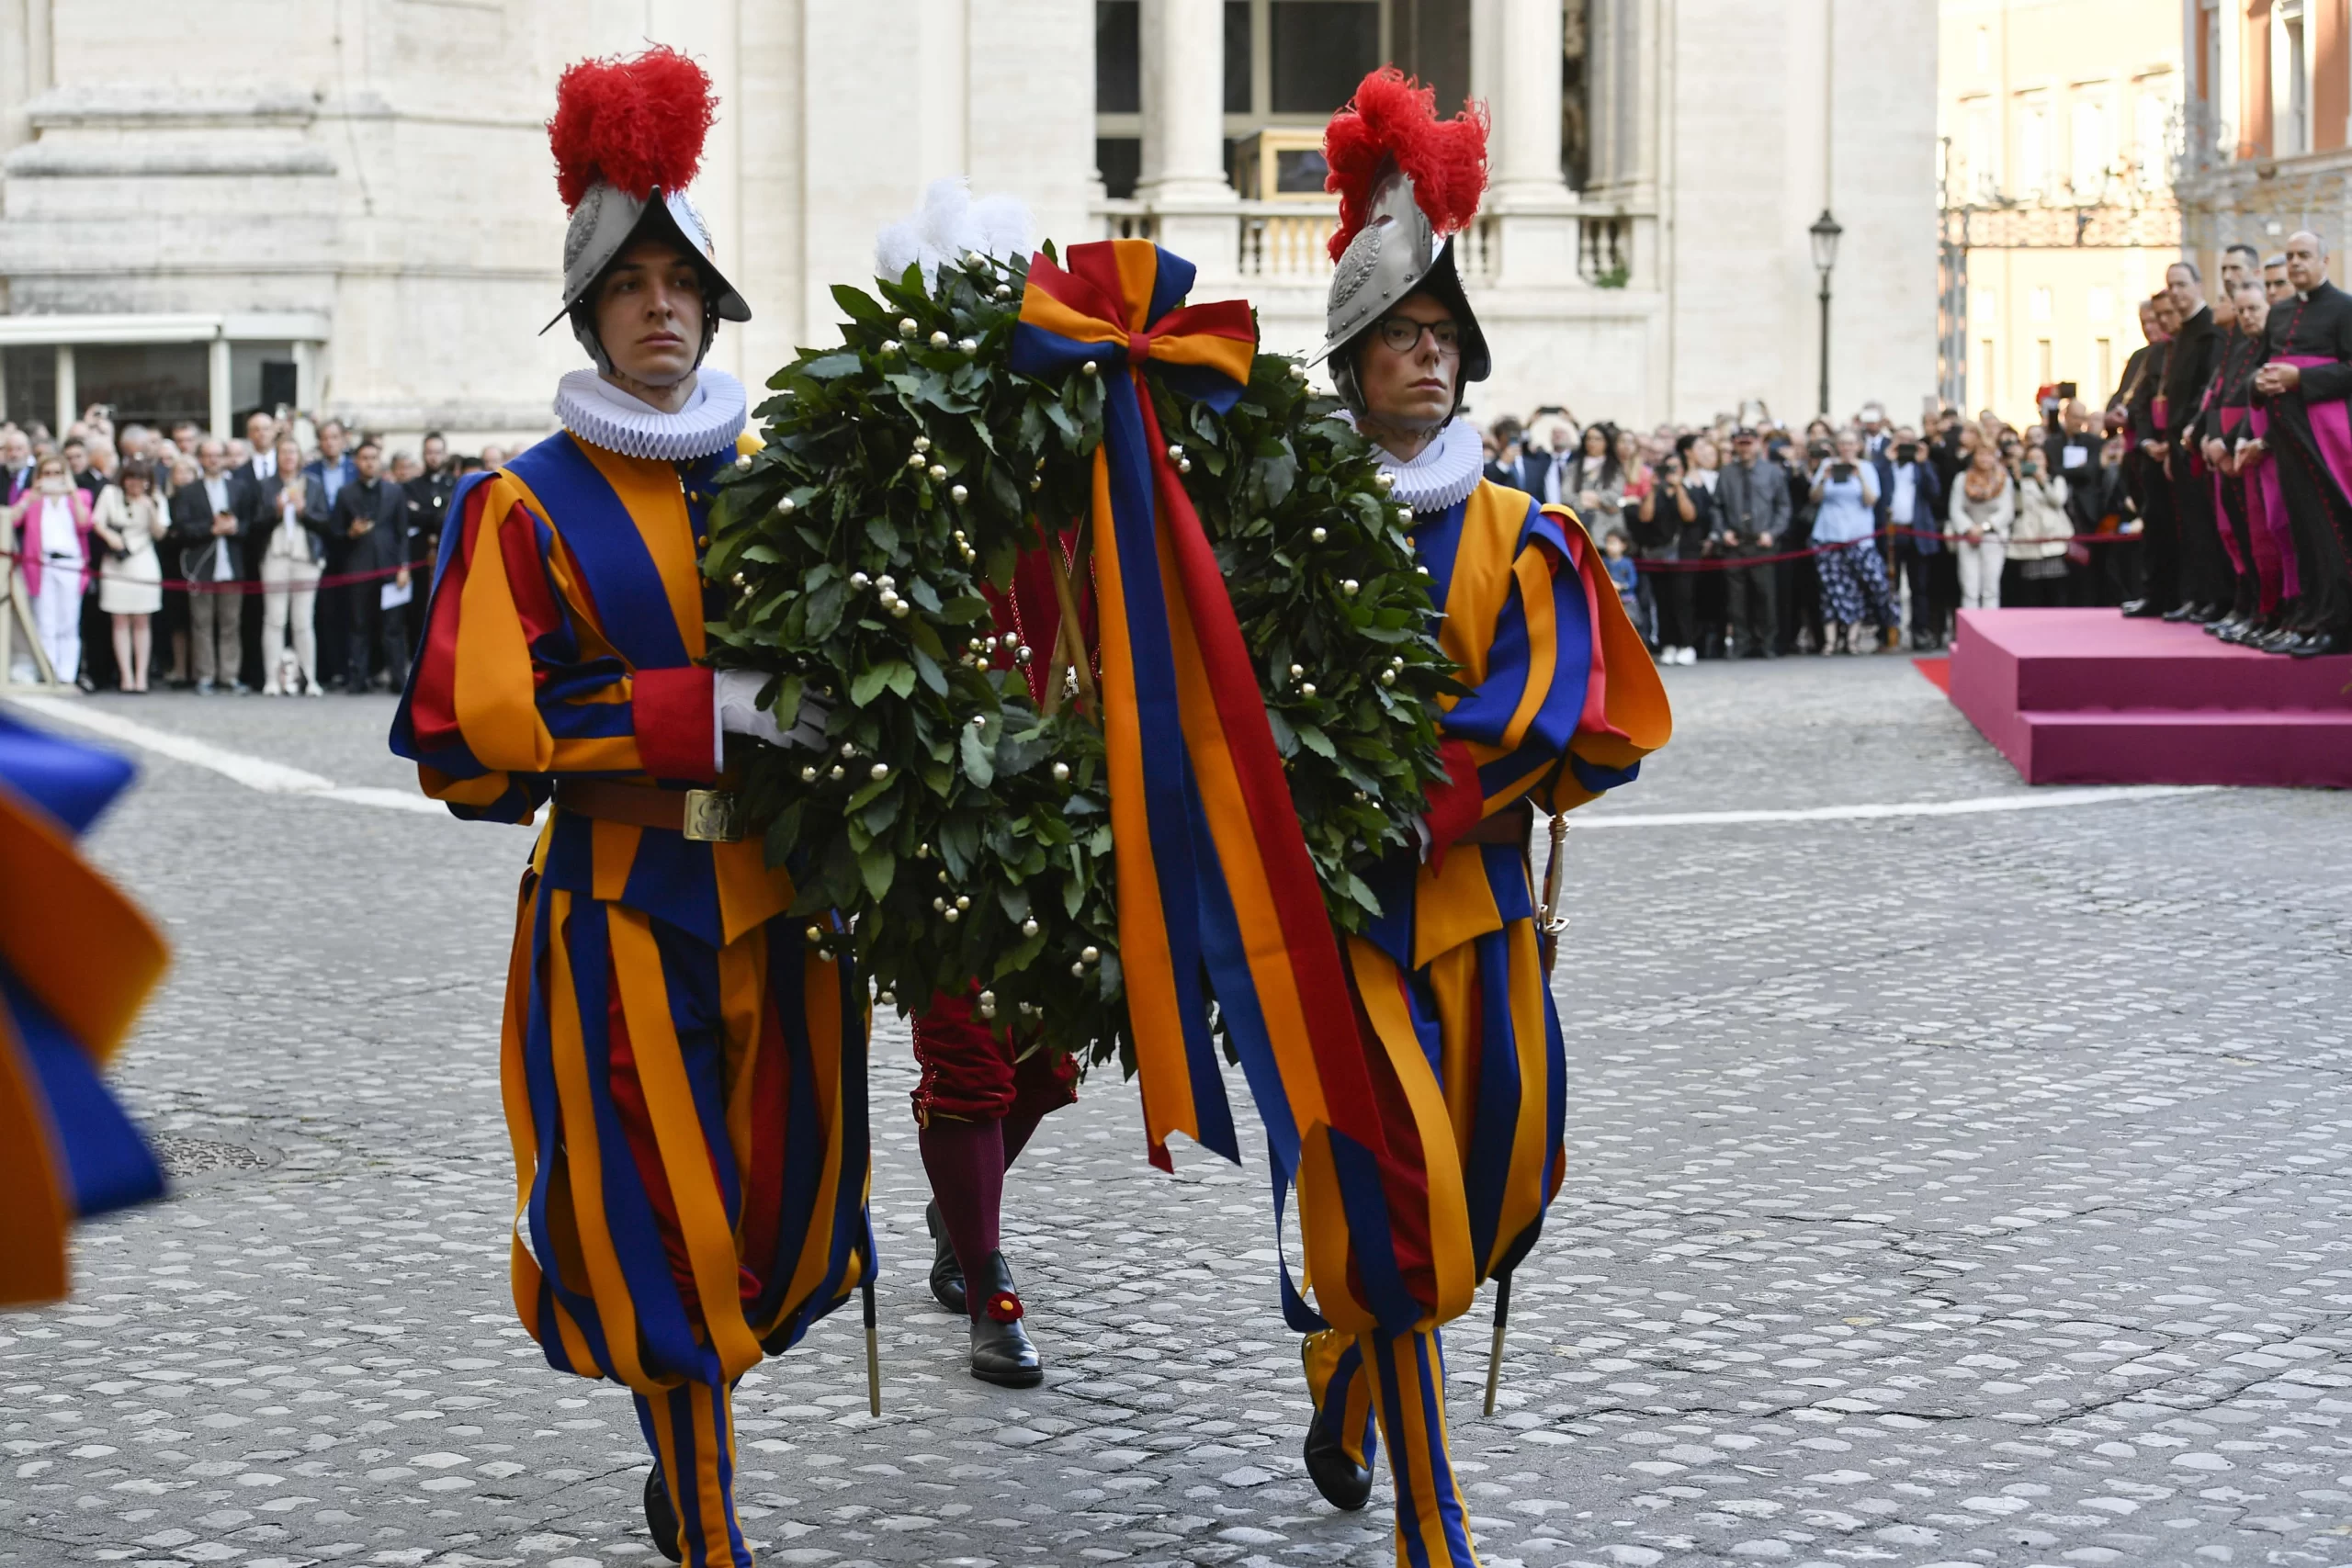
681;788;743;844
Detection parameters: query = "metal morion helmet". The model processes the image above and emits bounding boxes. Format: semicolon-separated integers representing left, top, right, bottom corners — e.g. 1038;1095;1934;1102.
540;46;750;373
1312;68;1492;417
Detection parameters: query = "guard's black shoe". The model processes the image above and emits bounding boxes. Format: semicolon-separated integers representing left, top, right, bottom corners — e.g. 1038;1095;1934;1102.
925;1200;966;1316
967;1250;1044;1387
645;1461;682;1563
1305;1416;1374;1511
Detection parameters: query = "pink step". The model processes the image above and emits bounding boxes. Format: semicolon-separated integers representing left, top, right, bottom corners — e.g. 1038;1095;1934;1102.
1948;608;2352;786
1951;607;2352;712
2006;707;2352;786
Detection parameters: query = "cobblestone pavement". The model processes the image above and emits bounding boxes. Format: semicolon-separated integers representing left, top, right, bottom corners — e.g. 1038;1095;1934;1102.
5;656;2351;1568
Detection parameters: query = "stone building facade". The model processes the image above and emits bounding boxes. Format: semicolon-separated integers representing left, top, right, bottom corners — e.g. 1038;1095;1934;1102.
2176;0;2352;281
0;0;1936;448
1935;0;2182;425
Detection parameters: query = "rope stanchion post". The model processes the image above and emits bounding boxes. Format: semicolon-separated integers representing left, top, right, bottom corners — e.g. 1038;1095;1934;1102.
1;562;64;694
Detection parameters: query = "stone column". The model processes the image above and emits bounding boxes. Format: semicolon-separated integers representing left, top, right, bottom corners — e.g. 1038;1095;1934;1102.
1486;0;1583;287
1136;0;1238;276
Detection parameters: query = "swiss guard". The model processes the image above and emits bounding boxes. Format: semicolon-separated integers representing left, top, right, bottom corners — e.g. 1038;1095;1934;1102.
1295;69;1671;1565
390;48;867;1568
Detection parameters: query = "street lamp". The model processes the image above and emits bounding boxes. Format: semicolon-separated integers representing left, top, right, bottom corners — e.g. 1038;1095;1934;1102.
1810;208;1843;418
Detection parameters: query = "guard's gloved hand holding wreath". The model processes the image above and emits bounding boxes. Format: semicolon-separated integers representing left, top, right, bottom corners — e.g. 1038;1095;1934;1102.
714;670;829;750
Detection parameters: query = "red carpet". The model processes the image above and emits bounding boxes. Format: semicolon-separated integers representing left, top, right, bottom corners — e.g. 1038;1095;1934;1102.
1912;656;1951;694
1946;608;2352;786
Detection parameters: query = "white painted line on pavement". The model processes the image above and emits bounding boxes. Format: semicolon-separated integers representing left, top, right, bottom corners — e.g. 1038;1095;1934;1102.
6;695;2223;830
6;694;447;816
1572;784;2217;829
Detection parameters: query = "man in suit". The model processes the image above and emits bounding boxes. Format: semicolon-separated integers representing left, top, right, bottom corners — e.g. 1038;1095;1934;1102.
1857;402;1893;460
1716;427;1791;658
328;437;412;694
402;432;457;651
1482;417;1542;491
230;409;284;689
1874;430;1949;650
167;438;247;694
304;419;360;685
0;427;34;504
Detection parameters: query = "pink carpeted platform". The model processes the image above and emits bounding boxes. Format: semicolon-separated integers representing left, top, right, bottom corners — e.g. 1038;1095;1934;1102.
1947;608;2352;786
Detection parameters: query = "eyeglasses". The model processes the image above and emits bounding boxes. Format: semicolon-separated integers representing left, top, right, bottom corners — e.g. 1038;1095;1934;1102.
1374;316;1462;355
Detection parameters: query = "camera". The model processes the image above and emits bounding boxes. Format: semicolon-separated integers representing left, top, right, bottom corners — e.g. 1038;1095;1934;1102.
1829;460;1856;482
1894;443;1919;463
1807;439;1833;463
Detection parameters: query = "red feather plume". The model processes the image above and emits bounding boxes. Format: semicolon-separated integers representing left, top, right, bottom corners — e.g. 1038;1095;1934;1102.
548;46;717;211
1322;67;1489;263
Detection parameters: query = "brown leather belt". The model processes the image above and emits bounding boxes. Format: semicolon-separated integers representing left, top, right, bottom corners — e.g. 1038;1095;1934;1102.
553;779;745;843
1457;801;1534;845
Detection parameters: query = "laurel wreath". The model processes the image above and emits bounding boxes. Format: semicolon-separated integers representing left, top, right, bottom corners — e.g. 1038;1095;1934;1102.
706;247;1453;1071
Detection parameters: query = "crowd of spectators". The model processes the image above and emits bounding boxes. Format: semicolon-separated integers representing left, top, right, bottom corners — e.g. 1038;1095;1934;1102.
3;405;511;694
1479;395;2140;661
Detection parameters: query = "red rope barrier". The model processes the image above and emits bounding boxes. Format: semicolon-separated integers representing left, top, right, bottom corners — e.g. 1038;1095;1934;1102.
0;548;415;594
1627;525;2139;574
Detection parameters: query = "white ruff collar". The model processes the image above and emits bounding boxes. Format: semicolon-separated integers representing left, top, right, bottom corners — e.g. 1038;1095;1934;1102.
554;368;747;461
1350;416;1484;514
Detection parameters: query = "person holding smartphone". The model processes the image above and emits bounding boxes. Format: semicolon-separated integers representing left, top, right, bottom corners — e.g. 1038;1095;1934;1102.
1808;430;1895;653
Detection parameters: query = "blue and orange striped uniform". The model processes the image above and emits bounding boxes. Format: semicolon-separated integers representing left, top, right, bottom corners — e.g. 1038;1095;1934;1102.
0;711;169;1309
1300;478;1670;1568
390;430;871;1568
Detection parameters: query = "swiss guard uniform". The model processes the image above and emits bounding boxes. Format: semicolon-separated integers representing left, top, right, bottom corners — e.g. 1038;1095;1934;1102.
0;711;169;1308
1294;71;1671;1566
390;50;868;1568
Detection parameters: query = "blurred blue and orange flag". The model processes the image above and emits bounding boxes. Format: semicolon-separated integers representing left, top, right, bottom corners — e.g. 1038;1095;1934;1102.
0;712;169;1307
1012;240;1440;1337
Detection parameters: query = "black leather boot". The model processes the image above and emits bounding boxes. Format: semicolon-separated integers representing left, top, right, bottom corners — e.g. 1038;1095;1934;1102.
967;1250;1043;1387
1305;1413;1374;1511
644;1461;682;1563
925;1200;966;1316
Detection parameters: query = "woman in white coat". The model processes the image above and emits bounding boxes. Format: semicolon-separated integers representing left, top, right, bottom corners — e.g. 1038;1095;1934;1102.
91;461;169;692
1951;443;2015;611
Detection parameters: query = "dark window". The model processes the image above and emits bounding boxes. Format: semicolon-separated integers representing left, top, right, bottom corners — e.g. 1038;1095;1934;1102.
2;347;54;433
1393;0;1472;112
1270;2;1382;115
1562;0;1589;187
1276;147;1330;192
1097;1;1140;115
1098;137;1142;199
1225;1;1252;113
75;343;209;431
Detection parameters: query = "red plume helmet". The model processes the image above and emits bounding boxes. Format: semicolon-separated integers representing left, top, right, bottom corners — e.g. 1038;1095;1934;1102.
548;46;717;211
1322;67;1489;264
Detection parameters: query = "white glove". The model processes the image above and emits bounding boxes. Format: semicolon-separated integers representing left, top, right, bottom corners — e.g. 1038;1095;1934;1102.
714;670;829;762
